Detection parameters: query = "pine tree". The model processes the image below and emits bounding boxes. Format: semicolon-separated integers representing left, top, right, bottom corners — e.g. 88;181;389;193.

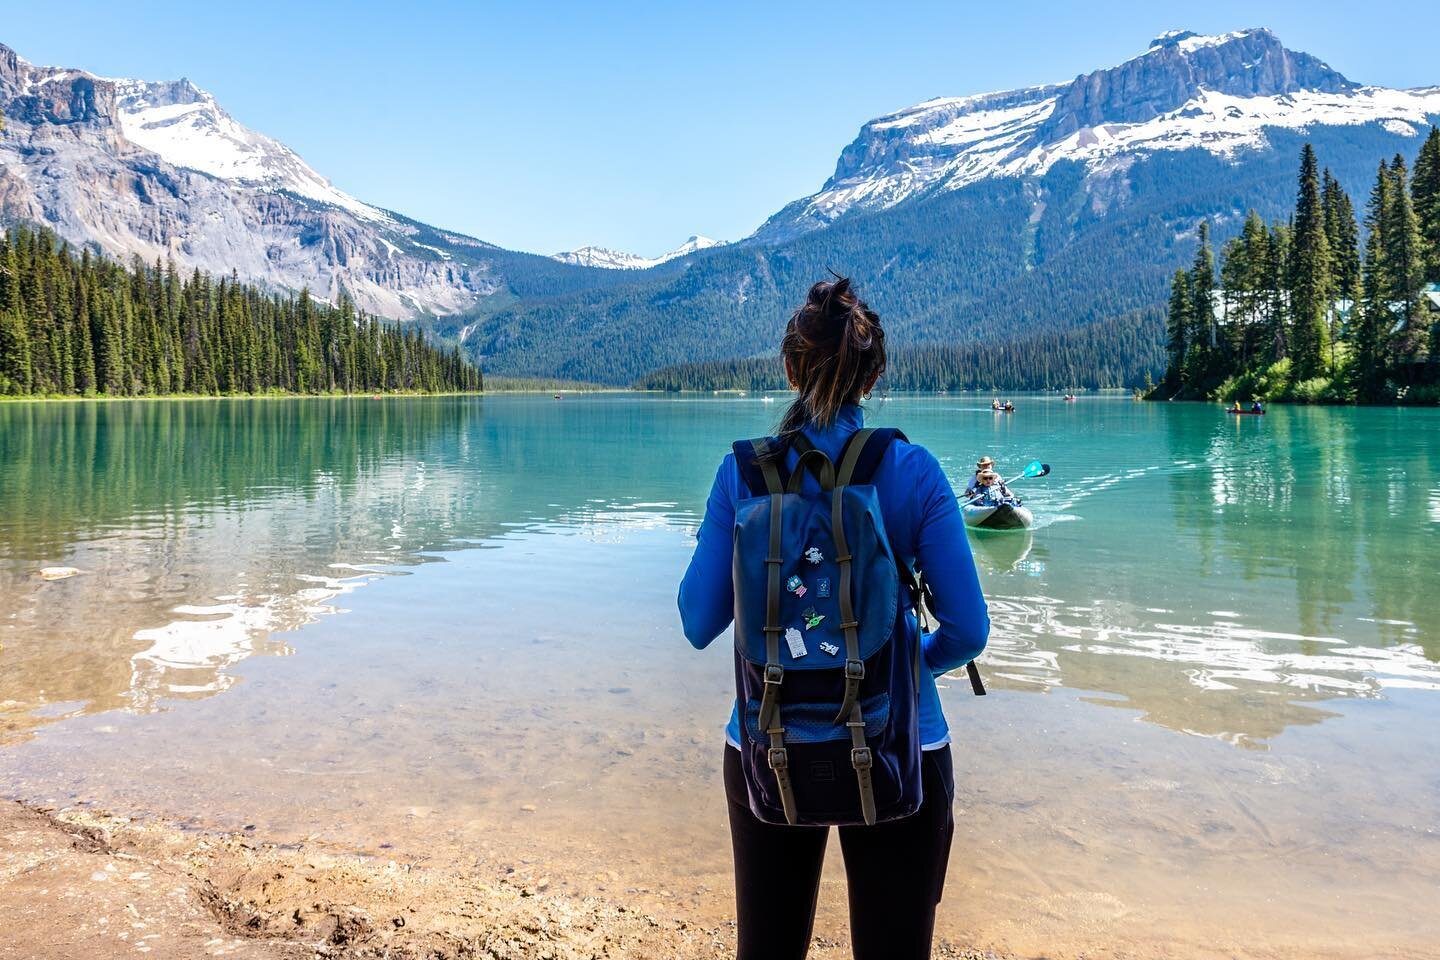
1321;169;1361;359
1288;145;1334;380
0;308;30;393
1184;221;1216;389
0;237;18;316
1412;126;1440;285
1382;156;1425;361
1162;268;1189;392
1355;162;1394;401
1219;211;1271;367
1263;222;1291;365
72;278;96;393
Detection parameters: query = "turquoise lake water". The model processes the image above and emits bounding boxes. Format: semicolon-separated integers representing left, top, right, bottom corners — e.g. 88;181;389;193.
1;395;1437;958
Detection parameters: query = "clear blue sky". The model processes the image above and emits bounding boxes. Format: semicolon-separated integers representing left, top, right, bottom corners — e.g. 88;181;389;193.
6;1;1439;256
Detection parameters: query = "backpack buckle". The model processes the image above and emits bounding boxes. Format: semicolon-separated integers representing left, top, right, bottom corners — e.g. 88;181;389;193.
844;659;865;681
851;746;873;771
764;663;784;686
768;747;789;772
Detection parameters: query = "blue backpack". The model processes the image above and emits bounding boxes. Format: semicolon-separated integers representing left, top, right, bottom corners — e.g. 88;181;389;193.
731;427;983;827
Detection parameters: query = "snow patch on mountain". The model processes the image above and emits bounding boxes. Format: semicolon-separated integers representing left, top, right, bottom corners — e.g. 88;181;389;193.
1143;29;1252;57
0;42;507;320
113;79;388;222
755;27;1440;240
551;235;723;270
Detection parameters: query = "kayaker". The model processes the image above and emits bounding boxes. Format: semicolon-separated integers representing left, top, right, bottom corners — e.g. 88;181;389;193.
974;469;1018;507
677;274;989;960
1250;400;1264;413
965;456;996;498
1232;400;1243;412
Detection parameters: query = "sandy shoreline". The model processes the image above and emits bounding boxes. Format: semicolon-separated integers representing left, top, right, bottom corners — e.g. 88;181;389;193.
0;800;997;960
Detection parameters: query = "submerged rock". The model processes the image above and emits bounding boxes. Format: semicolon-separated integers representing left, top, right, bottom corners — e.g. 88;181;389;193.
38;566;82;581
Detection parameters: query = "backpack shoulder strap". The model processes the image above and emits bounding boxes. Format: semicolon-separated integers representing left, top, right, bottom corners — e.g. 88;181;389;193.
733;437;788;496
838;428;988;697
837;427;907;487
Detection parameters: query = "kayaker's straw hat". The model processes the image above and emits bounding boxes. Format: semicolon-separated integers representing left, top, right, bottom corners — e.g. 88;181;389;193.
976;456;995;468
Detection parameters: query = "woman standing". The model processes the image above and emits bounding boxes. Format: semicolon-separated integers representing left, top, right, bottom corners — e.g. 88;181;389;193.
678;276;990;959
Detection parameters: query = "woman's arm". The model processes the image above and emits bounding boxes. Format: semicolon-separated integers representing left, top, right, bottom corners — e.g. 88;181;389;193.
912;452;990;675
677;455;739;650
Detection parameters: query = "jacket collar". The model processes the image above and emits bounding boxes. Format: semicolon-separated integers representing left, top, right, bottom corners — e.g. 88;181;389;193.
798;403;865;458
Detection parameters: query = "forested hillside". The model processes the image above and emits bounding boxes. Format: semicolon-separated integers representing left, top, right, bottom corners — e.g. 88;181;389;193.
639;309;1163;393
0;224;480;397
469;125;1434;386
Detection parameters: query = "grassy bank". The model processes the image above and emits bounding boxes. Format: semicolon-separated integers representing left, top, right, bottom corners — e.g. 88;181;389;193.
1149;354;1440;405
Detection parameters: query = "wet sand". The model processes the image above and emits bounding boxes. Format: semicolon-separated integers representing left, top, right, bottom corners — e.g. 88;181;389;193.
1;800;997;960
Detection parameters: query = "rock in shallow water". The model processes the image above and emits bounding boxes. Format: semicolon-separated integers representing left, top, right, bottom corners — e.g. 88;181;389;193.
38;566;82;581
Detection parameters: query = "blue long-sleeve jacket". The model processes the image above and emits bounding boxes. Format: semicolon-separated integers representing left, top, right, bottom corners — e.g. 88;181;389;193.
678;404;990;749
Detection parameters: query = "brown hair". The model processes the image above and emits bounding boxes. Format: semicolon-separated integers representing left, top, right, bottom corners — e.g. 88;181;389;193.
774;274;886;442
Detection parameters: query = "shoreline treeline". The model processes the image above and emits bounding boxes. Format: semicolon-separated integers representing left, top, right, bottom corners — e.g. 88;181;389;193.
1157;131;1440;404
637;309;1163;393
0;225;481;398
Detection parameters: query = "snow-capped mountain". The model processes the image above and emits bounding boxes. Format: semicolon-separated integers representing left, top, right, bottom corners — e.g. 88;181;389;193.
0;44;520;319
552;235;722;270
112;78;388;223
468;27;1440;385
756;28;1440;240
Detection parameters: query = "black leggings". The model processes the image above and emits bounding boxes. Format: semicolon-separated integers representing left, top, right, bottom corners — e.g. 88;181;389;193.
724;744;955;960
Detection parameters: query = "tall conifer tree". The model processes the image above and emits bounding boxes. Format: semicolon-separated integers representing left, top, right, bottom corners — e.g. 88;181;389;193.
1288;145;1334;379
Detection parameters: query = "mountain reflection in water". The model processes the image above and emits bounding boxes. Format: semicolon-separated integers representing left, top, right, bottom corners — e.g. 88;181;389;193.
1;396;1436;752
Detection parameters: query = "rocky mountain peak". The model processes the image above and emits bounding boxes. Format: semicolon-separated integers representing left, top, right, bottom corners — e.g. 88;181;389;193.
755;27;1439;243
1039;27;1357;140
0;39;520;319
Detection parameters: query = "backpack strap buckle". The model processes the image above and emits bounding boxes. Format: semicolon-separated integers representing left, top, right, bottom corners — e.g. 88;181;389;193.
834;659;865;725
758;662;784;730
768;730;799;825
850;746;873;771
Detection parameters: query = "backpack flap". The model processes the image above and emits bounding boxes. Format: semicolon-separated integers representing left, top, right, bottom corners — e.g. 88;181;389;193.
731;487;898;669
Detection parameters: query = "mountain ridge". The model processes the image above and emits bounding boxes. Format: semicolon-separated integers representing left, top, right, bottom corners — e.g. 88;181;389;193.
752;27;1439;242
3;30;1437;387
0;42;616;321
551;235;722;270
463;28;1440;383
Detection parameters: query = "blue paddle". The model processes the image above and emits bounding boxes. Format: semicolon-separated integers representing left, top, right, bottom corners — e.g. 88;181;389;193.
963;460;1050;505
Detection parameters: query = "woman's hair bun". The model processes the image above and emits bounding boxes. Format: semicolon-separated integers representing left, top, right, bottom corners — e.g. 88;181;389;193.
771;273;887;438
